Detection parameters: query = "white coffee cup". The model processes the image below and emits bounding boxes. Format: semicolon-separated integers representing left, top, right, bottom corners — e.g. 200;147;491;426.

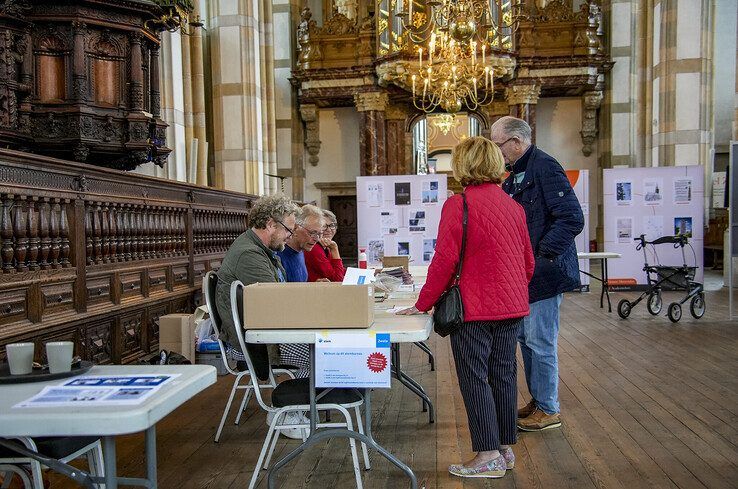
6;342;34;375
46;341;74;374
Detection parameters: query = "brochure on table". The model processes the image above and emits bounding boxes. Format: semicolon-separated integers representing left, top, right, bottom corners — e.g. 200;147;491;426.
13;374;179;408
357;175;448;267
315;332;391;388
603;165;704;288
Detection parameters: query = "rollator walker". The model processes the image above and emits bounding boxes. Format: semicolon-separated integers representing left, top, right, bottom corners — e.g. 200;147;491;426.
617;234;705;323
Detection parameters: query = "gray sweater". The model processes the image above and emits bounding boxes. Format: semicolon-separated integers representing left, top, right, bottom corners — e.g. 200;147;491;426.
215;229;286;347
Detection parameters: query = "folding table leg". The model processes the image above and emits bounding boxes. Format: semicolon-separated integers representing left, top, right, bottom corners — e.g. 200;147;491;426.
145;426;158;489
102;436;117;489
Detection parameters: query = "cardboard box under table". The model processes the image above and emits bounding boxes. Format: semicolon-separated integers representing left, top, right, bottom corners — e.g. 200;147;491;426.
243;282;374;329
159;313;197;362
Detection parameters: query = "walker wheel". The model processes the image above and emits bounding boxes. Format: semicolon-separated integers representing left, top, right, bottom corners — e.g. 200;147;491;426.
617;299;632;319
690;293;706;319
647;292;663;315
667;302;682;323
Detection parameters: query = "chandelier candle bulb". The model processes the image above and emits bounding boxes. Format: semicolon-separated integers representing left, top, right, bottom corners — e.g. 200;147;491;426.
408;0;412;24
419;47;423;68
482;43;486;64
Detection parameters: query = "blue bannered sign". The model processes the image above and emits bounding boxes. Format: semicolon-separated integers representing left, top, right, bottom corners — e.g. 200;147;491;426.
315;332;391;388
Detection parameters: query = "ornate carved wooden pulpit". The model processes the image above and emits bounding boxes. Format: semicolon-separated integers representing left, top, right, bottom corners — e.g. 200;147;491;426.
0;0;179;170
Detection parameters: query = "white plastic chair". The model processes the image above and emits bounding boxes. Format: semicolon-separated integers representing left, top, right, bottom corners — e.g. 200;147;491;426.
202;271;295;443
229;280;370;489
0;437;104;489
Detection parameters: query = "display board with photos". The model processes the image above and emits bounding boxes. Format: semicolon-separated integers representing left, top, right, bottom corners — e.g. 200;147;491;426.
603;166;704;288
566;170;590;287
357;175;448;267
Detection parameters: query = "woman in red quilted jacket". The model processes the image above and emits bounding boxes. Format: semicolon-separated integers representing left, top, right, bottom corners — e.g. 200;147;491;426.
399;136;534;478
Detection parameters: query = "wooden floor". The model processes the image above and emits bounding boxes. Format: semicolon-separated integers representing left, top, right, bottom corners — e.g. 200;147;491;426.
50;281;738;489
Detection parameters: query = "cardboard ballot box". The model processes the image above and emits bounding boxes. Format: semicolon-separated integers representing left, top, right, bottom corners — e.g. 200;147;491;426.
159;313;197;362
243;282;374;329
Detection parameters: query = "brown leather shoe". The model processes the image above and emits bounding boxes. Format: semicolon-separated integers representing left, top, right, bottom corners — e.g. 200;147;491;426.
517;408;561;431
517;399;537;419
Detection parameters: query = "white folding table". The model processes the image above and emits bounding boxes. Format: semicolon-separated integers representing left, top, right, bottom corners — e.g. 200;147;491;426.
0;364;216;489
577;252;622;312
243;314;433;489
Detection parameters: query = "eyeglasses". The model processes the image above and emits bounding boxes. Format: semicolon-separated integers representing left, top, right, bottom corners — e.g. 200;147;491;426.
495;137;516;149
299;225;323;240
324;223;337;230
274;219;294;238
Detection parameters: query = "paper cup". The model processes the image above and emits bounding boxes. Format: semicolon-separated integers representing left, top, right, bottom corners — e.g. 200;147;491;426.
6;342;34;375
46;341;74;374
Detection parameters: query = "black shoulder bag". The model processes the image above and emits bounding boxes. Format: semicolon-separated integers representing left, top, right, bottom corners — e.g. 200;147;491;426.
433;193;468;337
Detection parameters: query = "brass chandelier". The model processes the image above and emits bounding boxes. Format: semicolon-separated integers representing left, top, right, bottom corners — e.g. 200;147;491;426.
397;0;524;113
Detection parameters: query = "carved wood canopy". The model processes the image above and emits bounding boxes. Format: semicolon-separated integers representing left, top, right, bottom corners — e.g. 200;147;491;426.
0;0;183;170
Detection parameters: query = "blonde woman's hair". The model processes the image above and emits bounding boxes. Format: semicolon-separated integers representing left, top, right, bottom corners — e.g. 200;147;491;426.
451;136;506;186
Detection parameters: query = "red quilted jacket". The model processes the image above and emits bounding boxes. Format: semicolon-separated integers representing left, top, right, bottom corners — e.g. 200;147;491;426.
415;183;534;321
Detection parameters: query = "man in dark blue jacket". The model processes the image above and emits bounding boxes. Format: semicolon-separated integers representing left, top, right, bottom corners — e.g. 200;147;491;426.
494;116;584;432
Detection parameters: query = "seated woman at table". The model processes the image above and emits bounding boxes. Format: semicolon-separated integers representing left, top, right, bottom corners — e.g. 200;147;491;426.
304;209;346;282
399;136;534;479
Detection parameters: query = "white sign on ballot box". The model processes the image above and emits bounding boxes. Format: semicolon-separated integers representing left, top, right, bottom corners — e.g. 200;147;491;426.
315;332;391;388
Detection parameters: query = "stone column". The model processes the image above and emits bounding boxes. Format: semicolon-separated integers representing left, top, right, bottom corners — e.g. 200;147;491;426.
506;84;541;142
354;91;389;175
150;45;161;118
189;0;208;186
385;105;410;175
208;0;277;194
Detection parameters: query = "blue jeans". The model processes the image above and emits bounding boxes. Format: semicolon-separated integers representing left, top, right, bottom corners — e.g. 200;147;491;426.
519;294;562;414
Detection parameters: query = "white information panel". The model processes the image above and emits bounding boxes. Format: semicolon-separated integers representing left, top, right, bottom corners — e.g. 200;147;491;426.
315;332;391;388
603;166;704;288
356;175;448;267
568;170;591;287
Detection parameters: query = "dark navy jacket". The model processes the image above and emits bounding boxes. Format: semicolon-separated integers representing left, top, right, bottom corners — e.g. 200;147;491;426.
501;146;584;303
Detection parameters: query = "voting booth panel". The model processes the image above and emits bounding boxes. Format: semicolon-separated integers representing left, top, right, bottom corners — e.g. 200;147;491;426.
356;175;449;267
603;166;704;289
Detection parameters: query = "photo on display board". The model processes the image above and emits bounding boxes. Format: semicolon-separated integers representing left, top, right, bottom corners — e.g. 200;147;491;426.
367;240;384;264
397;242;410;256
617;217;633;243
673;178;692;204
674;217;693;238
366;182;384;207
423;238;437;263
422;181;439;204
644;178;663;205
616;181;632;205
394;182;411;205
407;209;427;233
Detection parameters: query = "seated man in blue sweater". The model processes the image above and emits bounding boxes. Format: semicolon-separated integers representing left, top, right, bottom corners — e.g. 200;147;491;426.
275;204;325;375
276;204;325;282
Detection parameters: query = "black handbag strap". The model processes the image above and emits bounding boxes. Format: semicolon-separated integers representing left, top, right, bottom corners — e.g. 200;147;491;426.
453;193;468;285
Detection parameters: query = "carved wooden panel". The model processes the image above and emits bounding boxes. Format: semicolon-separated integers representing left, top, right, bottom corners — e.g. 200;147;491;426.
84;320;113;365
0;149;256;364
147;304;168;353
39;281;75;318
148;267;168;295
0;288;27;325
119;311;143;361
86;275;112;308
119;271;143;301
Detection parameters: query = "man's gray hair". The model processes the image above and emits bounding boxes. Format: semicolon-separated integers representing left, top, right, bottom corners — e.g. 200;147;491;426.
296;204;324;226
491;116;532;144
322;209;337;225
248;193;299;230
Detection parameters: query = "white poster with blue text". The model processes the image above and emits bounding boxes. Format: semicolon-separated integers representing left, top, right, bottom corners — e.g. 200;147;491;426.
315;332;391;388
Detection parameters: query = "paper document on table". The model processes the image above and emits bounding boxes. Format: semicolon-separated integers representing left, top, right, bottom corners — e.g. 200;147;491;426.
13;374;179;408
342;267;375;285
315;332;391;388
